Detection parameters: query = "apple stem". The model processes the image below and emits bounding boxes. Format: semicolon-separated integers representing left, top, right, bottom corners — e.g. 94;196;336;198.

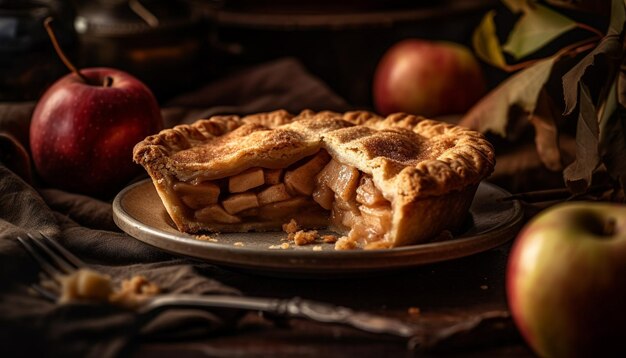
44;17;90;84
103;76;113;87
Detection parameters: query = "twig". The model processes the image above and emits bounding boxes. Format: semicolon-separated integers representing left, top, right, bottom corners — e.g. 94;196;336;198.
502;184;613;203
576;22;605;38
501;36;602;73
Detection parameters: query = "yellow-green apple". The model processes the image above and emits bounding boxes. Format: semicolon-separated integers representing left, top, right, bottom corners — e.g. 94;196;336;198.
29;68;163;197
507;202;626;358
373;39;486;117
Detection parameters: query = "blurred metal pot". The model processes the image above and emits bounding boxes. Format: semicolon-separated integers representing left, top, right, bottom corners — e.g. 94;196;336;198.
0;0;76;101
74;0;215;100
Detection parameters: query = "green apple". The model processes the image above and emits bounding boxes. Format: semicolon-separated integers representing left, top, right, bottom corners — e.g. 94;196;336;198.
507;202;626;358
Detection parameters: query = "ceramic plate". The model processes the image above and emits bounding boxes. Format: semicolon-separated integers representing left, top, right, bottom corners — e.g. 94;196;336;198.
112;180;523;276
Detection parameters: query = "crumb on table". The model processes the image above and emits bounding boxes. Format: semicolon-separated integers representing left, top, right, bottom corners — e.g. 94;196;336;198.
313;245;323;251
234;242;244;247
321;234;337;243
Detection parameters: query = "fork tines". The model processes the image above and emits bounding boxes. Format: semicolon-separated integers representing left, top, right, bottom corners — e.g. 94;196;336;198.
17;232;85;281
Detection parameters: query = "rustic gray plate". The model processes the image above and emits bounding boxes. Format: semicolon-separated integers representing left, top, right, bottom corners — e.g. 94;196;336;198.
112;179;523;276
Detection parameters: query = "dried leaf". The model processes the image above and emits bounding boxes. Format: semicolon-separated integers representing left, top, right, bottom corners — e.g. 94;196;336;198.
501;0;528;13
561;1;625;193
563;12;625;115
563;84;600;192
460;56;557;137
530;90;562;171
619;60;626;109
601;76;626;194
503;3;577;60
472;10;507;69
608;0;626;36
600;76;619;135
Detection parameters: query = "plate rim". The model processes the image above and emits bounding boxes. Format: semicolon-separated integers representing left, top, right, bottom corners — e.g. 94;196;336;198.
112;179;523;273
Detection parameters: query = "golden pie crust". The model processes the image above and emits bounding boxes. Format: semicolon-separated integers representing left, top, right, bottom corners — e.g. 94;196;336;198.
133;110;495;249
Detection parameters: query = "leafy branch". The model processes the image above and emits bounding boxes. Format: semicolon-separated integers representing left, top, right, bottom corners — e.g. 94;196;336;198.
461;0;626;198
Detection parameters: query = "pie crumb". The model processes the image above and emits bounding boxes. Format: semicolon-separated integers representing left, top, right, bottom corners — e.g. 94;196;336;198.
321;234;338;243
59;269;112;304
334;236;357;250
195;234;219;242
408;307;421;316
282;219;299;234
234;242;244;247
59;269;160;309
110;275;160;308
480;285;489;290
269;242;291;250
313;245;323;251
293;230;318;246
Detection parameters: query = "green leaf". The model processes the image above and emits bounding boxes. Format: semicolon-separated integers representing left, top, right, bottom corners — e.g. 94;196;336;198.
460;56;557;137
472;10;507;69
502;3;577;60
563;83;600;193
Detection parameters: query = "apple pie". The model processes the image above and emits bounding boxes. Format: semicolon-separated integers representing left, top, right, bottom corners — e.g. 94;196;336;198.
133;110;495;249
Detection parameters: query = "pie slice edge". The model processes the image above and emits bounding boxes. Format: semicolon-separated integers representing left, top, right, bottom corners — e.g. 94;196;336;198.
133;110;495;249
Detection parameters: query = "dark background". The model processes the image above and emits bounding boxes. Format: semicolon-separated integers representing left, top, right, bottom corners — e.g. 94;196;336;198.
1;0;611;107
1;0;501;106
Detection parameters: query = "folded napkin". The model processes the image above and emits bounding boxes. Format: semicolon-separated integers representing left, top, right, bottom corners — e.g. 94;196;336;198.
0;58;351;357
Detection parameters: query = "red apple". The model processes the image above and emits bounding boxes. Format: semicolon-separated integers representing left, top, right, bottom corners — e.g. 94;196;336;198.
373;39;486;117
30;68;163;197
507;202;626;358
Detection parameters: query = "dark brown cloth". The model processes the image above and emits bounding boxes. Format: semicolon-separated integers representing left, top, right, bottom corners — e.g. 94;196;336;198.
162;57;350;127
0;58;351;357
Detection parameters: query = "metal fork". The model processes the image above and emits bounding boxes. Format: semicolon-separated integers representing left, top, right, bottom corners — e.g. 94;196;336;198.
17;233;421;342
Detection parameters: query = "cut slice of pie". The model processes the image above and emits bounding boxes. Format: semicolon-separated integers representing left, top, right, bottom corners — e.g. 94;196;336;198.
133;110;495;249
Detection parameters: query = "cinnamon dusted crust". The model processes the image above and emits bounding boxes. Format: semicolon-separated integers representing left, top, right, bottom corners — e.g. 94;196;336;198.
133;110;494;196
133;110;495;247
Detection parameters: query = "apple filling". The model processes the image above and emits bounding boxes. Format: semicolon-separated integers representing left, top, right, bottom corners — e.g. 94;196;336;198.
170;150;394;248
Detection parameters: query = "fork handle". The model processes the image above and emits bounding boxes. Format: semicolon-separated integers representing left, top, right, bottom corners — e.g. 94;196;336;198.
141;294;418;338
